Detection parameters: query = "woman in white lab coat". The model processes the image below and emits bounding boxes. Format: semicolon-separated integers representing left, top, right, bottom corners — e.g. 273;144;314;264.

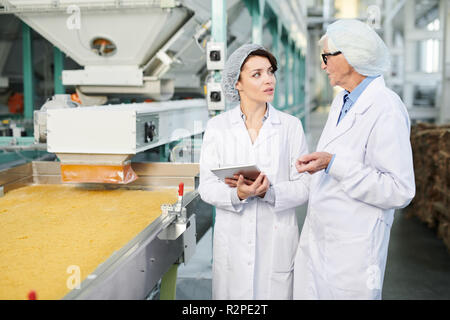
293;19;416;299
198;44;309;299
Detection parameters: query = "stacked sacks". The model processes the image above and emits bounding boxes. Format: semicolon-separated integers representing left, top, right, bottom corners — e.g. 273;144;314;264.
406;123;450;251
435;129;450;249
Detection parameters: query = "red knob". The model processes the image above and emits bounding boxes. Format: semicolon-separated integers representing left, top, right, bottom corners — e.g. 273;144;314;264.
178;182;184;196
28;290;37;300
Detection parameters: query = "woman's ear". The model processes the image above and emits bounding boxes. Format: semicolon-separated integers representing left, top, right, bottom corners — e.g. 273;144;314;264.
235;79;242;91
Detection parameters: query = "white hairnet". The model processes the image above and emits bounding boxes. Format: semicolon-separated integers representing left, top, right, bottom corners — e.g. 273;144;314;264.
222;43;265;103
322;19;390;76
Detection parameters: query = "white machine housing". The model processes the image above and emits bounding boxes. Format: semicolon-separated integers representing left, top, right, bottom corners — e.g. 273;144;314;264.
46;99;208;164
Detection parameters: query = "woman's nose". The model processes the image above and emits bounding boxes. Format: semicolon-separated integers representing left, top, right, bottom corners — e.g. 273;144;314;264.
265;72;275;84
321;60;327;70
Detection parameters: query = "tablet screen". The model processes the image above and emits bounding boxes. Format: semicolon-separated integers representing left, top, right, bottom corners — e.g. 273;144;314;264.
211;164;261;181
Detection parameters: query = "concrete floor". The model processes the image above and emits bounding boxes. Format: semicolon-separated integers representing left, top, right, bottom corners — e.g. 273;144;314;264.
383;212;450;299
175;110;450;300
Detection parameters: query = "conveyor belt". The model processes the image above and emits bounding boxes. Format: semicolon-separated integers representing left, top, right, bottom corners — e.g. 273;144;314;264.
0;161;213;300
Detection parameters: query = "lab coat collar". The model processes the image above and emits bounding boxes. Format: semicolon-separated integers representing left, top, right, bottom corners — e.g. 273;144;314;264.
351;76;385;115
229;102;281;149
230;103;281;125
318;76;386;150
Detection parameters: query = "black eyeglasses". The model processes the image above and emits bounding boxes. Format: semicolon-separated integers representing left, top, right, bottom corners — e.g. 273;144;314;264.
321;51;342;65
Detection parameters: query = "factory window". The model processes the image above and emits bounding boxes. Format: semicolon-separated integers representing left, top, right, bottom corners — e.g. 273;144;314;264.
422;18;440;73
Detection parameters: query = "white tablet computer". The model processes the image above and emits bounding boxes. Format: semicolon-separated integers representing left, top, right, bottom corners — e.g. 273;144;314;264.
211;164;261;181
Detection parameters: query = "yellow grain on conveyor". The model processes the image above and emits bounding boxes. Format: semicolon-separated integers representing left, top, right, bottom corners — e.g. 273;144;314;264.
0;184;177;300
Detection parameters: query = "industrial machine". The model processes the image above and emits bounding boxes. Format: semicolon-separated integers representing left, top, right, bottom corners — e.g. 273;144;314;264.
0;161;212;300
3;0;213;182
38;98;208;183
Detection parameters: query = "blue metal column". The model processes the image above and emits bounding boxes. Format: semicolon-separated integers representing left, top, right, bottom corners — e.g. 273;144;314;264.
211;0;227;44
244;0;265;45
298;49;303;107
212;0;227;84
289;40;296;113
159;144;170;162
268;18;283;109
297;48;304;117
22;22;34;120
295;48;300;107
282;31;289;110
299;51;306;127
291;42;298;114
53;46;65;94
302;52;307;126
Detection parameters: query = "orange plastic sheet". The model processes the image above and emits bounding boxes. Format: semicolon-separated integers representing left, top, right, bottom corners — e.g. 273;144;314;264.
61;163;138;184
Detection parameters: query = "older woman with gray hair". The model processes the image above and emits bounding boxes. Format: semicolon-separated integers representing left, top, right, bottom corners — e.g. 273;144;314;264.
198;44;310;299
293;19;415;299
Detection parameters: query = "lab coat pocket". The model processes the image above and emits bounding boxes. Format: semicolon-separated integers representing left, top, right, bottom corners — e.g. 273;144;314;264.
270;270;293;300
324;228;372;292
270;224;298;300
271;224;299;272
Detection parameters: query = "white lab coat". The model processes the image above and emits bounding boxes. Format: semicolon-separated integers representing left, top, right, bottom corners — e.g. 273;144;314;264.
198;103;309;300
293;76;416;300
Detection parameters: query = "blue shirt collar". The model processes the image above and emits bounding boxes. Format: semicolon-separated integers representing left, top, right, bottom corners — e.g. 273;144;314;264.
345;75;379;104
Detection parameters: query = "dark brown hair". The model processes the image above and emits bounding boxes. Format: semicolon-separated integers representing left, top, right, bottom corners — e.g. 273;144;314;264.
240;48;278;73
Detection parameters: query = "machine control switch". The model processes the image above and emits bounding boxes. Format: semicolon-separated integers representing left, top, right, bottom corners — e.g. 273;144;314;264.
209;50;221;62
145;121;156;143
210;91;221;102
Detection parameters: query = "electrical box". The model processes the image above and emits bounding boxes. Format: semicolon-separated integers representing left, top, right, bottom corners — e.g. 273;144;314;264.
206;42;225;70
206;82;225;111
